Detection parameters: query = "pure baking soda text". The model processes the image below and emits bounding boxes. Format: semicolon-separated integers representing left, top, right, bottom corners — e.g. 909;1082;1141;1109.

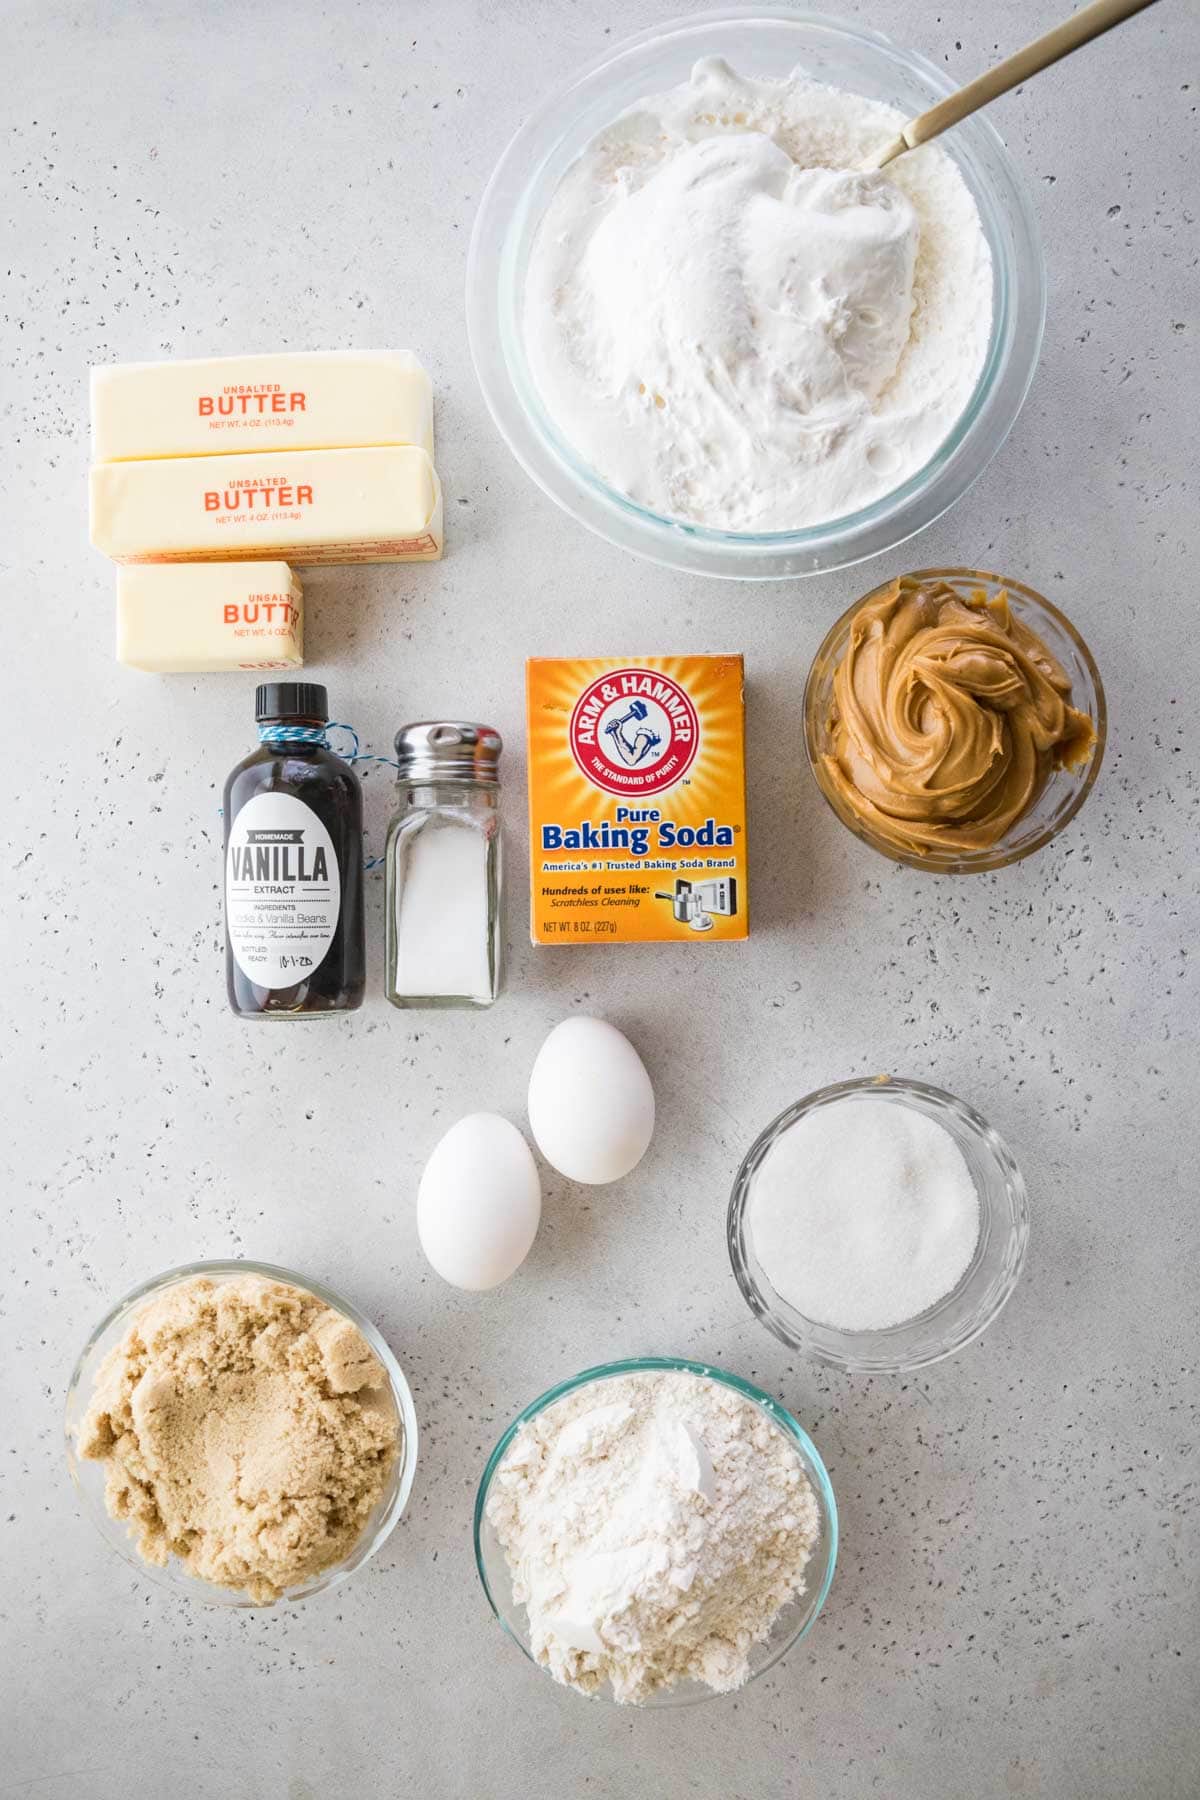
526;656;748;945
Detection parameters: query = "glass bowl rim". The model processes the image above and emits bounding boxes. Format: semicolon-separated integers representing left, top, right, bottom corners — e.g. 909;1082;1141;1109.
728;1076;1030;1372
473;1354;839;1701
466;5;1046;578
64;1256;420;1605
803;566;1108;872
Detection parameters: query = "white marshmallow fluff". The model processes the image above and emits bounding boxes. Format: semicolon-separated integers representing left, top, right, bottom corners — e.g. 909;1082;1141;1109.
524;58;993;532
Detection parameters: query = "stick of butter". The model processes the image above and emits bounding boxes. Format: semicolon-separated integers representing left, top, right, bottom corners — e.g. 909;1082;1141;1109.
91;351;433;462
90;446;443;565
116;563;303;673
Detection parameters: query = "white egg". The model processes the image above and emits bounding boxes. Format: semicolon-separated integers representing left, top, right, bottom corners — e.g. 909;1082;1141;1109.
417;1113;541;1291
527;1016;655;1185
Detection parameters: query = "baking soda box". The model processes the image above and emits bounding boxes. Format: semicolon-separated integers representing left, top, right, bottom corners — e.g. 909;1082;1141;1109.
526;656;748;945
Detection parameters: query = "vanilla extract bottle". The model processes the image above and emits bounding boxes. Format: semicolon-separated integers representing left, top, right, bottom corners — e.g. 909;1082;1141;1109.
224;683;365;1018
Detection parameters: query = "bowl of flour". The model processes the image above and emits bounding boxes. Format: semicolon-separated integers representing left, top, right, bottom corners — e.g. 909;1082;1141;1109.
474;1357;837;1704
467;9;1045;579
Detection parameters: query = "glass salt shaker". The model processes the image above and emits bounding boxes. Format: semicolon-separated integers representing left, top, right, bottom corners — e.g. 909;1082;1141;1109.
385;721;503;1008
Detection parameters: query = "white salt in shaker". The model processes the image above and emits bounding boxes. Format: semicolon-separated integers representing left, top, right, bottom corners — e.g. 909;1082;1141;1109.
384;721;502;1008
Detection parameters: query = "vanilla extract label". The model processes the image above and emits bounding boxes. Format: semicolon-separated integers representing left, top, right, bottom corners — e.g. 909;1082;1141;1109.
229;828;330;885
225;793;340;989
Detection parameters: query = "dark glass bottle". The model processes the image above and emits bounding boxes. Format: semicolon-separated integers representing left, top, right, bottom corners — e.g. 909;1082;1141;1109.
223;682;365;1018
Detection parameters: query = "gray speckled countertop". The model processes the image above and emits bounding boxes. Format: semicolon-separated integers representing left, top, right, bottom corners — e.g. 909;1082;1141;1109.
2;1;1197;1796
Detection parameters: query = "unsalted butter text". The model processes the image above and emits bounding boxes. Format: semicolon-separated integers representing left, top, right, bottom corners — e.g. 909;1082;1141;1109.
199;388;307;417
205;481;314;511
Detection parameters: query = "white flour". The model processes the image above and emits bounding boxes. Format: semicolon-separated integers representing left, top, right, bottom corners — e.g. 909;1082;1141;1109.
485;1368;820;1703
525;57;993;531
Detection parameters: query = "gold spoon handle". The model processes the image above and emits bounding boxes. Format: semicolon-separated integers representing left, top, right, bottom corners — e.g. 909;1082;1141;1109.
863;0;1163;170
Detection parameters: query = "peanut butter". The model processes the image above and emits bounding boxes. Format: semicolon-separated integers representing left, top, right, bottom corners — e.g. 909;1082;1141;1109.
822;576;1095;857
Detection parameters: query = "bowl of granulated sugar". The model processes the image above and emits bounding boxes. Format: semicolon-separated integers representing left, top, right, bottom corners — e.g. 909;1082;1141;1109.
728;1076;1028;1373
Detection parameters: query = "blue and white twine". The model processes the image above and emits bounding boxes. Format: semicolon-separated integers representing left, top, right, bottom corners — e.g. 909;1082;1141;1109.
252;722;400;868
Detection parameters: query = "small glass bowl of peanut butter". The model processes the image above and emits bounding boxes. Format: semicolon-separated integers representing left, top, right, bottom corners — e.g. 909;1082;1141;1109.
804;568;1106;873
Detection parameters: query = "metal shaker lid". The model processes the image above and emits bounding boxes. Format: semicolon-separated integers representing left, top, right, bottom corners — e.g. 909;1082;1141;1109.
392;720;503;785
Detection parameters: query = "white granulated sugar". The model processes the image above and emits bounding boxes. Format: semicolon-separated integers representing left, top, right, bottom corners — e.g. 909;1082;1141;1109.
750;1097;981;1331
485;1369;820;1703
525;57;993;531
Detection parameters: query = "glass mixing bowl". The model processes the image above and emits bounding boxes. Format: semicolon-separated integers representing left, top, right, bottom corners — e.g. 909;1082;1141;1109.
728;1077;1029;1373
467;7;1045;580
65;1259;419;1606
804;568;1106;872
474;1356;838;1705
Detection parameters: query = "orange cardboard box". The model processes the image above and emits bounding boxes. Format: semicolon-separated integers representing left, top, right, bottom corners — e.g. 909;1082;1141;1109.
526;655;748;946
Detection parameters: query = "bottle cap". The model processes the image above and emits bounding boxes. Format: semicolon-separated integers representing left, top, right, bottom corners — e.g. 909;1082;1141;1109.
256;682;329;724
393;721;503;785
